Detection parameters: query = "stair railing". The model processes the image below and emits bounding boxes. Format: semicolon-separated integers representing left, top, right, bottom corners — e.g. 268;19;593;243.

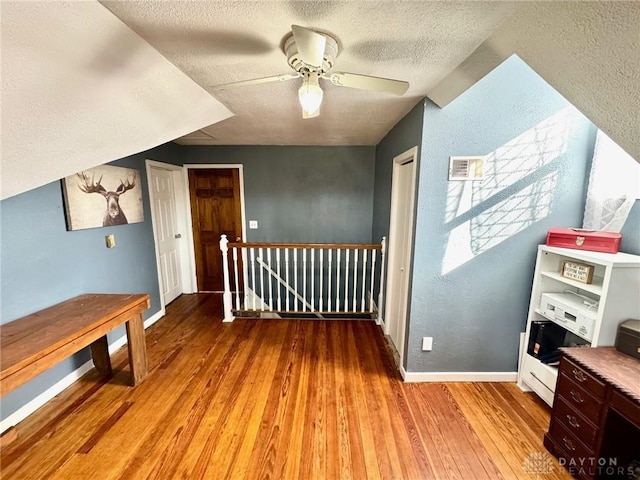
219;236;386;322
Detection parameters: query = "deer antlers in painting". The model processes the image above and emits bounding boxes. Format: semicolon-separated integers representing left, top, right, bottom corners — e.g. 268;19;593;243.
77;171;137;226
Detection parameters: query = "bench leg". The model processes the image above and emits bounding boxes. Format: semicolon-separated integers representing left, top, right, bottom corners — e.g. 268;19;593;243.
125;313;148;386
90;335;113;376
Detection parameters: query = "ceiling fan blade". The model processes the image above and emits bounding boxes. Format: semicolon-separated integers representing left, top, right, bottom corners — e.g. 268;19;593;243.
212;73;300;91
291;25;326;68
324;72;409;96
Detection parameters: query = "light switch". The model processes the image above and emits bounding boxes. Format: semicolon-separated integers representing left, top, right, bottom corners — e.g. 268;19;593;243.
105;234;116;248
249;220;258;229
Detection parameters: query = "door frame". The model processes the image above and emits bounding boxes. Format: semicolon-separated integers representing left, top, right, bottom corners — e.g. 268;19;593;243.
384;146;418;366
145;159;192;311
183;164;247;293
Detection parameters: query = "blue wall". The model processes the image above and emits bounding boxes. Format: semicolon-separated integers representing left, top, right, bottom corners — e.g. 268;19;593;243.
2;56;634;424
0;142;182;421
620;202;640;255
372;100;424;243
406;56;597;372
179;146;376;243
370;99;424;314
0;143;376;422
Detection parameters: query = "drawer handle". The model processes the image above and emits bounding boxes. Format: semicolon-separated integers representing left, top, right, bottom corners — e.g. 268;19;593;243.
570;389;584;404
572;368;587;383
566;415;580;429
562;436;576;452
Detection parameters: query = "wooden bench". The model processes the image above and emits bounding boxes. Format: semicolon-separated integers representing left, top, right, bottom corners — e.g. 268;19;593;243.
1;293;150;396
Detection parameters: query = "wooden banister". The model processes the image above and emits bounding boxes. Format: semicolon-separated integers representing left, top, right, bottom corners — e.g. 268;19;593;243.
228;242;382;250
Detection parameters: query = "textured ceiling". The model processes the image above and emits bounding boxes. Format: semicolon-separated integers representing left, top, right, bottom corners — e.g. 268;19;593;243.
2;1;232;200
428;1;640;161
101;1;521;145
4;1;637;200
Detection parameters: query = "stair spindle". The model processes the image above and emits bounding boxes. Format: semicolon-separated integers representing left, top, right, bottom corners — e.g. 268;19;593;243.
233;247;240;311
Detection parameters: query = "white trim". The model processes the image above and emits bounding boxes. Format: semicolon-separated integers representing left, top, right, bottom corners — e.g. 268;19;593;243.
0;309;164;434
143;309;165;329
0;360;95;435
182;164;247;293
384;146;418;367
400;368;518;383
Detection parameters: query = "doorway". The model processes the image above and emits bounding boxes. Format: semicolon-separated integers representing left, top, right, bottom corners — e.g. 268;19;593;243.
186;166;245;292
384;146;418;367
146;160;190;308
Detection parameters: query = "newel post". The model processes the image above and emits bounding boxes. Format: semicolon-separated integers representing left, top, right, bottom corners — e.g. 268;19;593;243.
220;234;234;322
377;236;386;325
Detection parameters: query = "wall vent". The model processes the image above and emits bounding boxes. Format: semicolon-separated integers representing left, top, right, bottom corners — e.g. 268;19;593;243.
448;156;485;181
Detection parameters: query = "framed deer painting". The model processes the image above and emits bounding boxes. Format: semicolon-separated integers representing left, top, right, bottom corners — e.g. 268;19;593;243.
62;165;144;231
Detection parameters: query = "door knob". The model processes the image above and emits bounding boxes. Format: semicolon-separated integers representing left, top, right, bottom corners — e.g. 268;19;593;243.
236;236;241;242
174;234;182;239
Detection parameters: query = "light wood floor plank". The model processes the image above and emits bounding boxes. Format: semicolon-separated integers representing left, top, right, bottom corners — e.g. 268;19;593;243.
1;294;571;480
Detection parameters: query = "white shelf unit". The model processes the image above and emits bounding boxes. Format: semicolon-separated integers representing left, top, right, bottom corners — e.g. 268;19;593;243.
517;245;640;406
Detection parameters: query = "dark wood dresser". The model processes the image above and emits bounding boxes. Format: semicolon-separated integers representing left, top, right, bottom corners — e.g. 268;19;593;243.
544;347;640;479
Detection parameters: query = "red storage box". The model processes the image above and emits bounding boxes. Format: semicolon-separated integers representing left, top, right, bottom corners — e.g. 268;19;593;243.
546;228;622;253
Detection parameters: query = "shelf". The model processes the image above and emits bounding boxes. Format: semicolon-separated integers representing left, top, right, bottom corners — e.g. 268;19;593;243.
534;309;594;344
521;245;640;407
540;245;640;267
540;270;603;296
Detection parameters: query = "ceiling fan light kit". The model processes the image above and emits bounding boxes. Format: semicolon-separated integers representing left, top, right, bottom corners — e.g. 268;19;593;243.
212;25;409;119
298;72;323;118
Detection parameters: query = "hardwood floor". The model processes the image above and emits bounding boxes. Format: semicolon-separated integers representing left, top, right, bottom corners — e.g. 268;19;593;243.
1;294;571;479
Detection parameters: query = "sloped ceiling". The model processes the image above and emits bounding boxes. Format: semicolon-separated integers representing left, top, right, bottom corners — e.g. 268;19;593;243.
100;0;521;146
427;1;640;161
3;1;638;200
1;1;233;200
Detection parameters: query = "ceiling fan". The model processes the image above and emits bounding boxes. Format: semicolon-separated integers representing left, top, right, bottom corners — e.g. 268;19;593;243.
211;25;410;119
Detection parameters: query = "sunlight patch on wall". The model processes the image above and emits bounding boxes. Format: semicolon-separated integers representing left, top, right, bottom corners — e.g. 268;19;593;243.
442;107;576;274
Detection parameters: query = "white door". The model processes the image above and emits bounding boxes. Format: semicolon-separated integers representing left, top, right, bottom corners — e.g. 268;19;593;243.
385;147;418;365
150;166;183;304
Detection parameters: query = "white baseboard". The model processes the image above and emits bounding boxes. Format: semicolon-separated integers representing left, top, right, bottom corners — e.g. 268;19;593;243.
400;367;518;383
0;309;165;434
144;309;165;330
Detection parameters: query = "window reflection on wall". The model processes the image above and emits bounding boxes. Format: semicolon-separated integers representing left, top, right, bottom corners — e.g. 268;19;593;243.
442;107;577;275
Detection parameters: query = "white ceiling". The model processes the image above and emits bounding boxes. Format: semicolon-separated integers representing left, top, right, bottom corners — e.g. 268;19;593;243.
3;1;638;200
1;1;232;200
429;1;640;161
101;1;522;146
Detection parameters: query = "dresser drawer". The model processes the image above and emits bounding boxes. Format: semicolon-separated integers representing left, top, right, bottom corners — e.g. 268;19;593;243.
550;419;595;462
554;397;598;448
560;357;605;399
552;442;595;480
556;372;603;424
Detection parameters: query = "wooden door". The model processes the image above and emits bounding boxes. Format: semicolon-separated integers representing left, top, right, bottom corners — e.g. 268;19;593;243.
188;168;243;292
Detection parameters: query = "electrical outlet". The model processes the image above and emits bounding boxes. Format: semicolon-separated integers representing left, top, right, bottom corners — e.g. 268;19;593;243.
249;220;258;229
105;234;116;248
422;337;433;351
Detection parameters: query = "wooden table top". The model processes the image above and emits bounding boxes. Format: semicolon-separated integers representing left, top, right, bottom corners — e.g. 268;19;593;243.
1;293;150;380
560;346;640;402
